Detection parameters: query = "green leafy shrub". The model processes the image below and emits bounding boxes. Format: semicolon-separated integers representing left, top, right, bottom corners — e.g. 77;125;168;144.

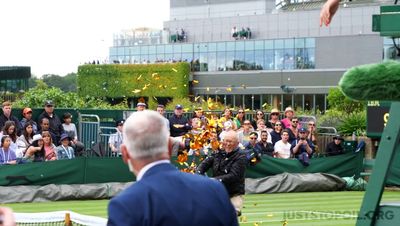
13;83;127;109
317;108;344;128
337;111;366;136
327;88;365;114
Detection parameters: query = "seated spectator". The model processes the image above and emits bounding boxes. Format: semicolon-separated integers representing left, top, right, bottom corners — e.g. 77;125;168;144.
307;120;319;153
251;110;265;130
16;122;34;158
270;121;283;145
243;131;258;150
233;108;246;129
57;133;75;160
241;132;261;166
184;117;206;156
20;107;38;134
256;120;272;143
287;117;299;144
136;102;146;111
191;107;208;129
238;119;254;145
281;107;296;129
37;118;57;145
274;129;291;159
0;121;18;153
267;108;281;129
0;101;22;136
291;128;315;166
0;135;17;165
42;131;57;161
23;134;45;162
62;112;85;156
109;119;124;156
325;135;344;156
254;130;274;156
219;108;237;131
202;130;220;155
219;121;235;141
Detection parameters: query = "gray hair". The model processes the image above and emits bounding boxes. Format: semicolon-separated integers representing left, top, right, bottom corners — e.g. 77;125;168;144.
123;110;170;159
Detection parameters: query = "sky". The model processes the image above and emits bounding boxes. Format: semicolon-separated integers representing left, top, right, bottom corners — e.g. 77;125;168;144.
0;0;169;77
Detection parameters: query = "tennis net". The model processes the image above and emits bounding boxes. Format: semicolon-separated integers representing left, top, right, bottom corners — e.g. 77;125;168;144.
14;211;107;226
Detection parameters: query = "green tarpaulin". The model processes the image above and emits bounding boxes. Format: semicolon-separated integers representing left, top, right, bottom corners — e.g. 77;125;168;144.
0;151;399;186
246;151;364;178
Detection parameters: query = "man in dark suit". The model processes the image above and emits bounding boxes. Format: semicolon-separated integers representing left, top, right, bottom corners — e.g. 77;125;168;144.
107;110;238;226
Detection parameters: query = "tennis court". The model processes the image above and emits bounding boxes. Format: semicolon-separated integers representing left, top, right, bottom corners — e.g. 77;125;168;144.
4;190;400;225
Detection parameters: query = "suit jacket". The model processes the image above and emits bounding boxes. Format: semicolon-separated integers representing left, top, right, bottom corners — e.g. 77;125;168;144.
107;163;238;226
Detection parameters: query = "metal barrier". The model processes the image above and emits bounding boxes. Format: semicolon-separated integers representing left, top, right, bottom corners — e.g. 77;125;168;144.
98;126;117;157
78;114;101;155
78;113;118;157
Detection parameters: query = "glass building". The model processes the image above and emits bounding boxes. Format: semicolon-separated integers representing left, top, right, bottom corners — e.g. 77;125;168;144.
108;0;395;112
0;67;30;92
110;38;315;72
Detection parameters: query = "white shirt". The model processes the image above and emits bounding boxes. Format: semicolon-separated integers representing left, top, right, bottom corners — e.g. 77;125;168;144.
136;159;170;181
274;140;291;159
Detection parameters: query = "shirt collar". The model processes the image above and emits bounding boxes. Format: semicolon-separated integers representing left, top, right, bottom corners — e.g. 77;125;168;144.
136;159;170;181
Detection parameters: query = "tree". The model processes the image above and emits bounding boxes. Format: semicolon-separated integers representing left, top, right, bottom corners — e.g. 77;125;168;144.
42;73;77;92
327;88;365;114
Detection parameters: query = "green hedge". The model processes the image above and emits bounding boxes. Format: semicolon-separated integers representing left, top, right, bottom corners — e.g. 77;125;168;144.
77;63;190;98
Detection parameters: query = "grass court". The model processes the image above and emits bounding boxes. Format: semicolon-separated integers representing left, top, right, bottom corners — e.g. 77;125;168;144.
4;191;400;225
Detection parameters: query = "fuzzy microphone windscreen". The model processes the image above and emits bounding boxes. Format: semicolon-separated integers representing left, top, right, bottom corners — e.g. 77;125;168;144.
339;61;400;101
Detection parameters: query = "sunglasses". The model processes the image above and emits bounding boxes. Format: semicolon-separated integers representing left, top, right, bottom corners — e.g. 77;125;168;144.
271;113;279;116
238;111;244;114
292;121;298;123
250;137;257;140
308;123;315;126
257;113;263;115
275;124;282;126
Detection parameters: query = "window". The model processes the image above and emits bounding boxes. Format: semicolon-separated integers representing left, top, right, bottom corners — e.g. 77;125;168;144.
315;94;326;114
208;52;217;71
304;94;314;111
217;52;226;71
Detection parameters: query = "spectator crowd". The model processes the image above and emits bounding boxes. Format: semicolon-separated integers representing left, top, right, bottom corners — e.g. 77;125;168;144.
0;101;84;165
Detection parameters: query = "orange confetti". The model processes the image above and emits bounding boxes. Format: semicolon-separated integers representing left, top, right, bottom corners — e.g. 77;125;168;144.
136;74;142;81
194;96;201;101
132;89;141;93
177;152;188;163
172;68;178;72
192;80;199;84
